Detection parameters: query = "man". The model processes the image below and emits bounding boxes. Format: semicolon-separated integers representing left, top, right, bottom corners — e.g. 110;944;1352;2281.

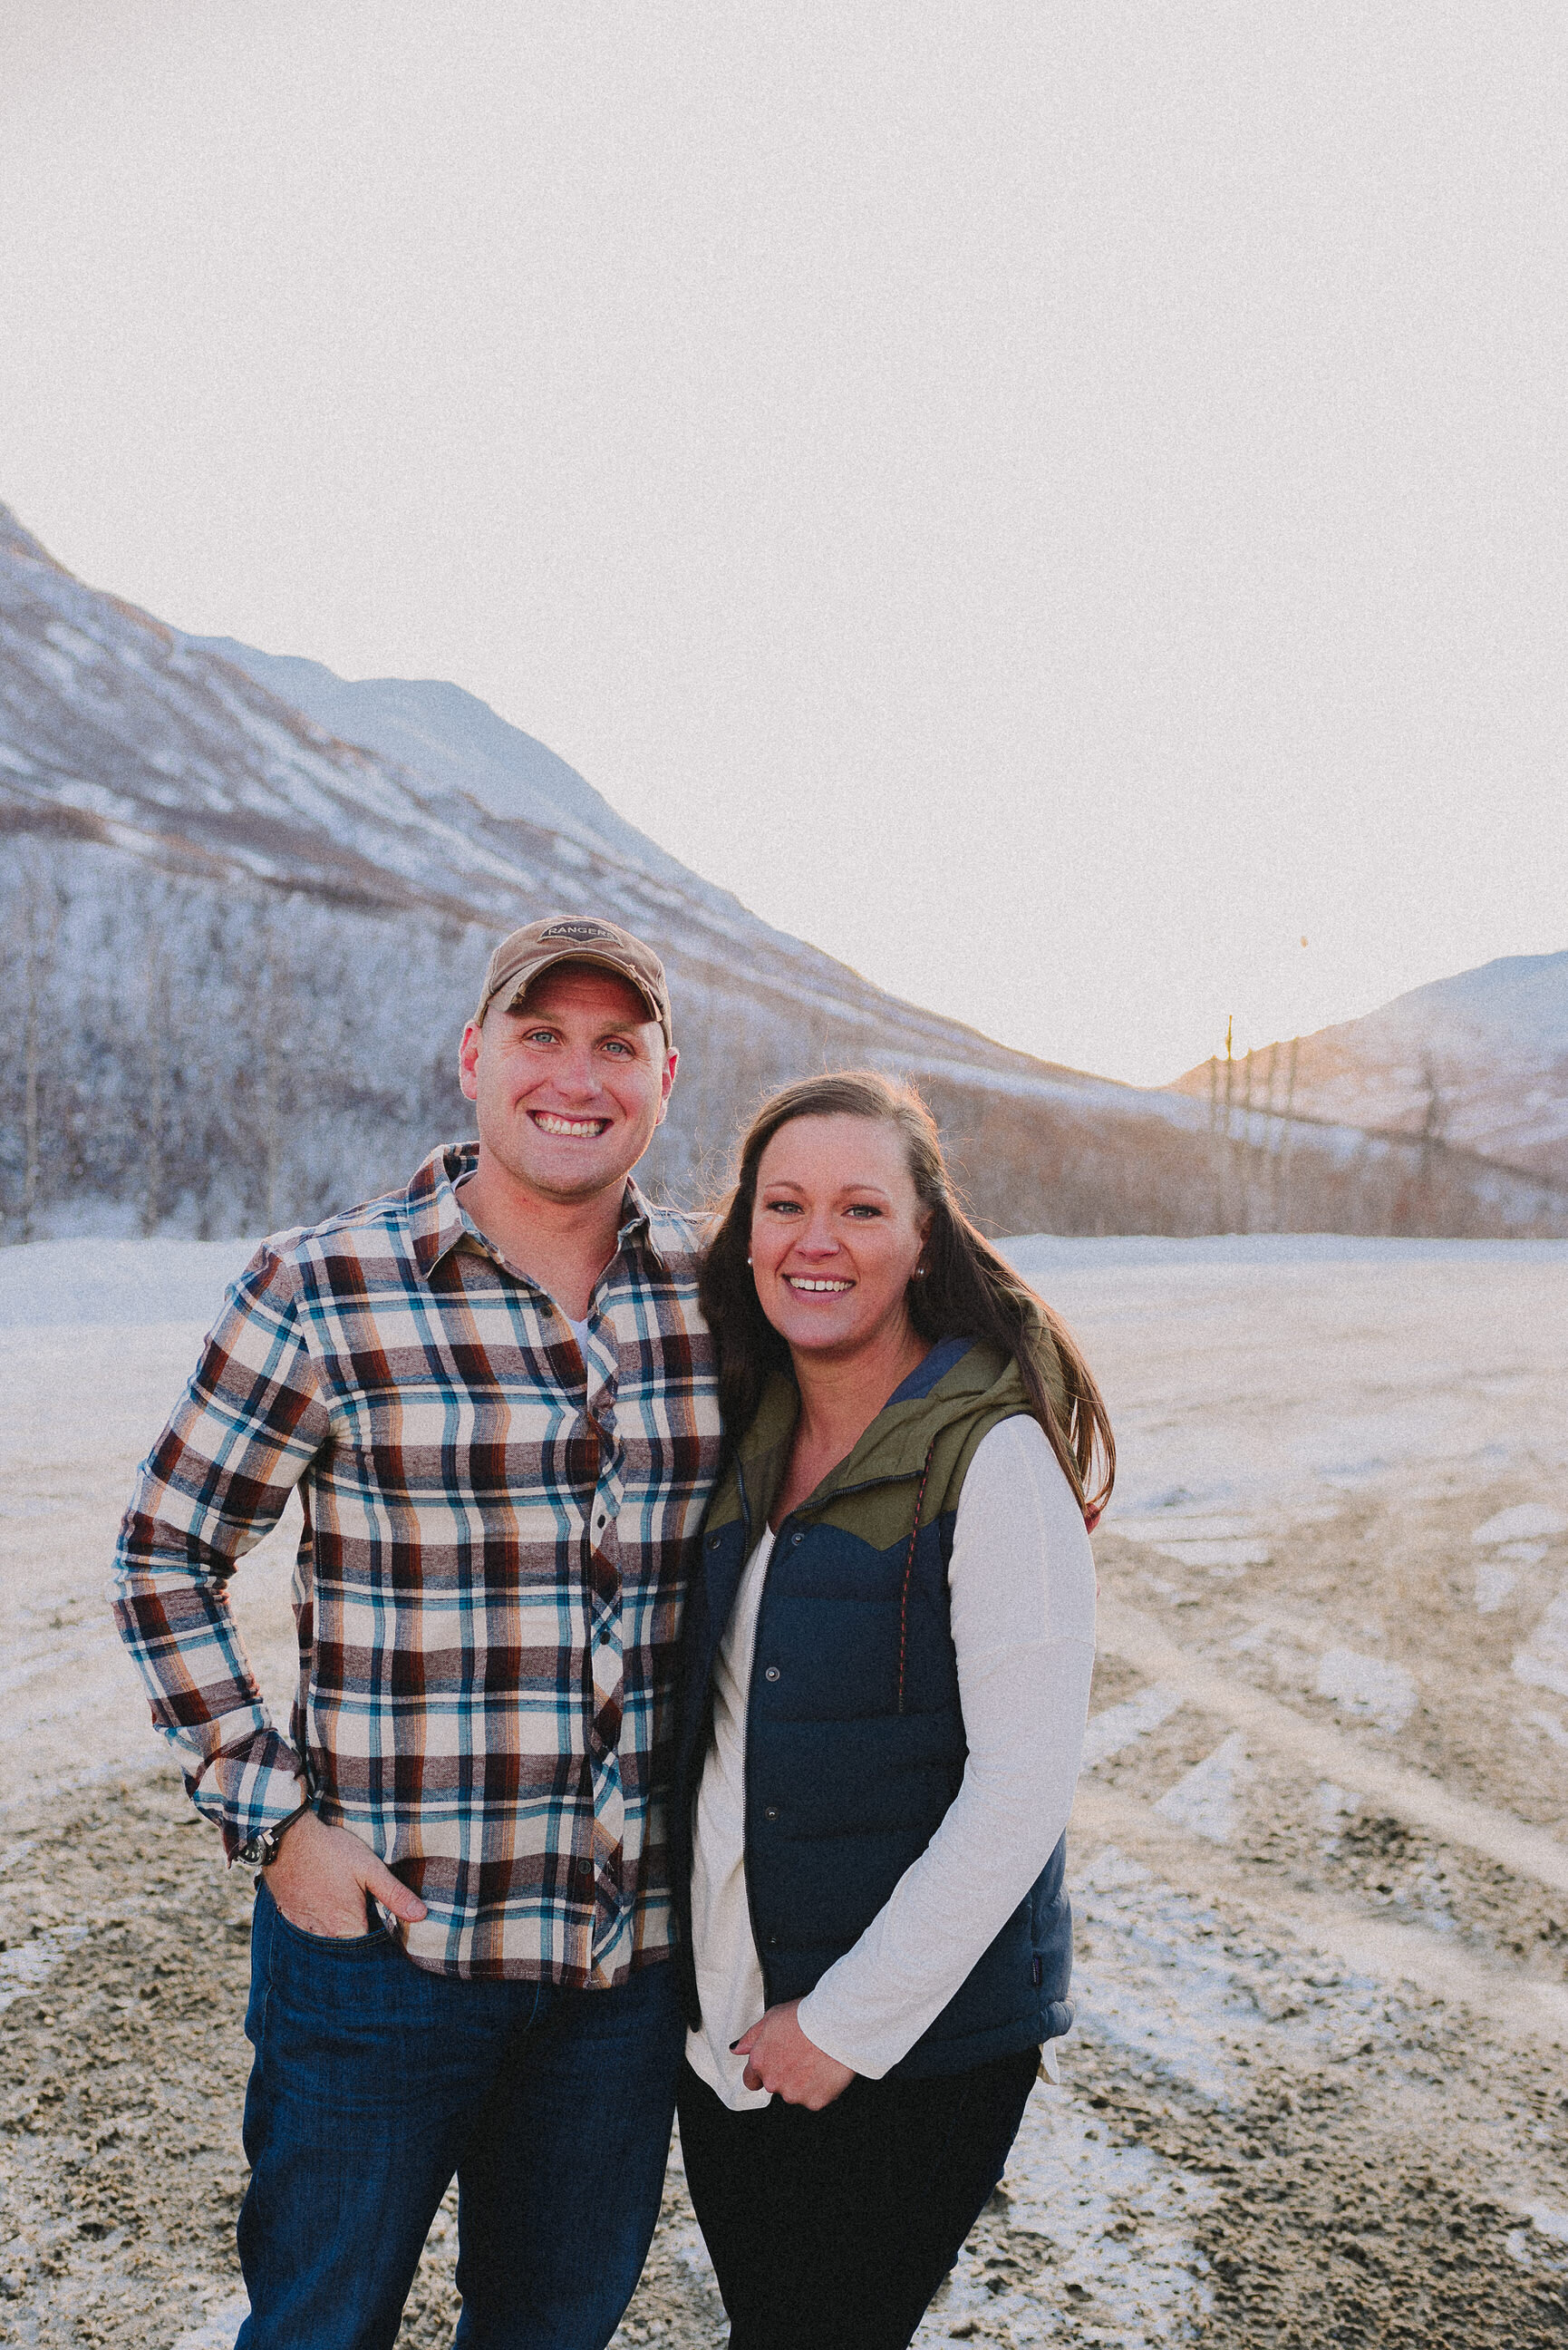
111;915;721;2350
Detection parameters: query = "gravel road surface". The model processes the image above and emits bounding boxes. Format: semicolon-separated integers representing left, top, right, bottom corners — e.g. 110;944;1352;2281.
3;1240;1566;2345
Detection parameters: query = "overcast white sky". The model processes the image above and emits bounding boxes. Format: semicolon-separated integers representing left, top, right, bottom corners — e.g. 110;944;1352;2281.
2;2;1563;1085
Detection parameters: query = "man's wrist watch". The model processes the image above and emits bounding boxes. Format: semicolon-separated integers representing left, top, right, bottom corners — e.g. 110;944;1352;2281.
237;1801;312;1867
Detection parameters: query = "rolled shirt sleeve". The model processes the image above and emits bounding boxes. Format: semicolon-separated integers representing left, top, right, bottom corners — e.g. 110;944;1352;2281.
109;1239;328;1855
796;1413;1096;2077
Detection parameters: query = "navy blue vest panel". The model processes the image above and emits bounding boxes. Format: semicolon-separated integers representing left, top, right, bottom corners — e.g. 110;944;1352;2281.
674;1492;1075;2080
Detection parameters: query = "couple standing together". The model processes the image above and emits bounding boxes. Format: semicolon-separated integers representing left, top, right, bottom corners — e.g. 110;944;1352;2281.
111;912;1113;2350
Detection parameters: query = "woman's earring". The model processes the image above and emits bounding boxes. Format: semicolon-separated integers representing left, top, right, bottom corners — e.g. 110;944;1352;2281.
746;1255;753;1267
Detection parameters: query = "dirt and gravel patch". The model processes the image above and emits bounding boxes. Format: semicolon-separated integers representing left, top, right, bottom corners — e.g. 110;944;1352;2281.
0;1780;724;2350
6;1249;1568;2345
3;1768;1566;2349
0;1785;251;2349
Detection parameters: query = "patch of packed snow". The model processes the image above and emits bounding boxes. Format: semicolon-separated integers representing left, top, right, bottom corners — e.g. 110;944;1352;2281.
913;2085;1218;2346
1473;1503;1568;1545
1513;1597;1568;1701
1113;1515;1256;1542
3;1231;1564;1337
0;1238;259;1329
1002;1234;1568;1273
169;2293;251;2350
1155;1734;1253;1845
1069;1848;1257;2108
1476;1563;1521;1614
1081;1685;1186;1772
1315;1781;1361;1835
1147;1538;1272;1573
0;1923;91;2014
1314;1649;1419;1732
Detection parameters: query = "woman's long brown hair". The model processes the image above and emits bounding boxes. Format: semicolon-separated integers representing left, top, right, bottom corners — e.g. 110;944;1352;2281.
699;1071;1115;1522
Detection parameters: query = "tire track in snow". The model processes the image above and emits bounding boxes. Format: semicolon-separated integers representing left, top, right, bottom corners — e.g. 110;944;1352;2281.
1096;1597;1568;1898
1075;1782;1568;2049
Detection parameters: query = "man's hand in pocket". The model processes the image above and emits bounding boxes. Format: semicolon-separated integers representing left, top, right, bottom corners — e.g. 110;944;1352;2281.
266;1811;428;1938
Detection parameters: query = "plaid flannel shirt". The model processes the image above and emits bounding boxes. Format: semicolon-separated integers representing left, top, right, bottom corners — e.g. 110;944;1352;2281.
111;1143;721;1985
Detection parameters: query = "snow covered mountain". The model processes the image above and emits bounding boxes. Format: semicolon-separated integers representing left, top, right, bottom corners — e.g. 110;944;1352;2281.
0;499;1194;1234
188;636;697;888
3;500;1563;1241
1170;955;1568;1188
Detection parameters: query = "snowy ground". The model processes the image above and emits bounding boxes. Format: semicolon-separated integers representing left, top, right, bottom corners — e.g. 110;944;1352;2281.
2;1235;1567;2346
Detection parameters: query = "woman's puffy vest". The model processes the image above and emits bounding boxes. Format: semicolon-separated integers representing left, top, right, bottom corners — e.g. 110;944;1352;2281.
673;1335;1076;2080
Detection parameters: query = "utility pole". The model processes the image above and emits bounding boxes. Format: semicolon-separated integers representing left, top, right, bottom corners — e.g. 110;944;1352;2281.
1239;1044;1254;1235
1222;1015;1235;1232
1278;1035;1300;1232
1263;1040;1281;1231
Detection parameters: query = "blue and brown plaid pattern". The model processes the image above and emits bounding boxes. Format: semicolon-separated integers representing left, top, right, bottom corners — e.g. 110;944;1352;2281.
111;1143;721;1985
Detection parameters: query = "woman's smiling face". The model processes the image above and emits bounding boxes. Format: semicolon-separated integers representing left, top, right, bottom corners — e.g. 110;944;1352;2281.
750;1113;930;1363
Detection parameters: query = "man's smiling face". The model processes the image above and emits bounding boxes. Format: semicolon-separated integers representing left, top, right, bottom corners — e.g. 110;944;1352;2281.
458;961;676;1209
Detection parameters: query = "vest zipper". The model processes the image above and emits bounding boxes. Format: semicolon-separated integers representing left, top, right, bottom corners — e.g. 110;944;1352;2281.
732;1456;778;2013
895;1435;940;1715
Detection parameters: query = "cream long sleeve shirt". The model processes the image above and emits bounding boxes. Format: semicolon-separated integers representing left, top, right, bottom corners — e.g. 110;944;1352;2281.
684;1413;1097;2109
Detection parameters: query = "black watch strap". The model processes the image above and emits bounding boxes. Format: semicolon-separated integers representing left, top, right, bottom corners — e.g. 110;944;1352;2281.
237;1801;312;1867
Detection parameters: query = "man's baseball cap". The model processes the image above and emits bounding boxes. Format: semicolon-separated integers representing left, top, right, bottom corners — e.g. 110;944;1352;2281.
474;915;673;1045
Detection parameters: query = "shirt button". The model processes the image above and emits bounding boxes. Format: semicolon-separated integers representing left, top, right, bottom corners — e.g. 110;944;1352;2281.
763;1665;780;1683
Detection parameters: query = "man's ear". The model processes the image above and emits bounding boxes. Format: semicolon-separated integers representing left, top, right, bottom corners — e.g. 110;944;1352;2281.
458;1020;482;1103
654;1044;678;1127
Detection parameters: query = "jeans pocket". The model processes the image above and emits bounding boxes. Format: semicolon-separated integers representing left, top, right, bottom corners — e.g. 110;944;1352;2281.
258;1878;392;1956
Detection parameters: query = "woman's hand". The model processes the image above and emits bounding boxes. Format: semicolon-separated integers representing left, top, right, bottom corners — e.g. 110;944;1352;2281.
732;2000;857;2110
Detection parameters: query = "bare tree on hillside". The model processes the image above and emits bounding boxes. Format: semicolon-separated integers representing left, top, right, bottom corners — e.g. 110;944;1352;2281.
10;850;67;1243
139;938;171;1236
1417;1055;1448;1210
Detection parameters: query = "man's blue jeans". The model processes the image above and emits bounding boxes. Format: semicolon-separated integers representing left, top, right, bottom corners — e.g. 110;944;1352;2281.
234;1880;683;2350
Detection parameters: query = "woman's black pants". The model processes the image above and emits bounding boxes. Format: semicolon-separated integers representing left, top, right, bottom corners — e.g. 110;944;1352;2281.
675;2044;1040;2350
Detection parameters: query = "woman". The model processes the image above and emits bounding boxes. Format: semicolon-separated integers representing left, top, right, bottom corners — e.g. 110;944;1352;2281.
672;1073;1113;2349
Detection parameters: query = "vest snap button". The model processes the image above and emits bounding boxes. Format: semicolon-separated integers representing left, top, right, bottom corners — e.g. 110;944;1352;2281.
789;1530;804;1546
707;1534;721;1549
763;1665;780;1683
763;1805;779;1821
